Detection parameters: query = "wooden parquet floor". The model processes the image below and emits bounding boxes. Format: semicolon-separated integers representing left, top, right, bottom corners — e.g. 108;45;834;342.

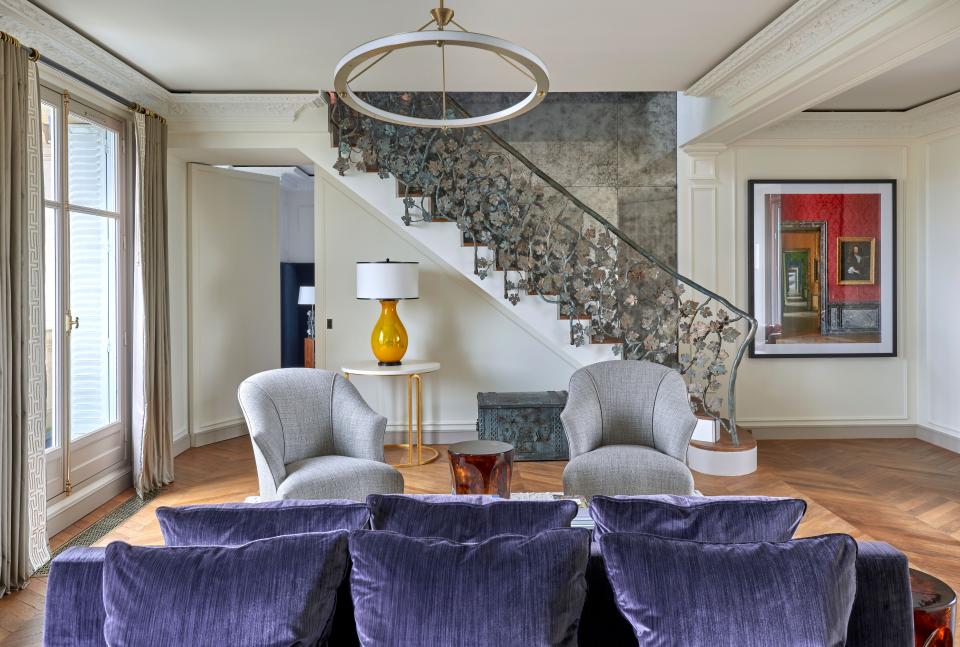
2;436;959;646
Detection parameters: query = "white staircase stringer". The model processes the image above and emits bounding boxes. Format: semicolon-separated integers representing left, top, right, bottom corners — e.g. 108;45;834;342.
315;146;611;370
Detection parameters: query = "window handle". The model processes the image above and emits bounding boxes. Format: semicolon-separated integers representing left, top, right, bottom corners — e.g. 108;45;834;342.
65;311;79;334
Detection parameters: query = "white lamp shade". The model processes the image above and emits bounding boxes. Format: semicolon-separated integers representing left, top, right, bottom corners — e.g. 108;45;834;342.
356;260;419;300
298;286;315;305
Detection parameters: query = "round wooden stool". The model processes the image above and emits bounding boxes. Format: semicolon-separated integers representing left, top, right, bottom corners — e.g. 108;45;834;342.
447;440;514;498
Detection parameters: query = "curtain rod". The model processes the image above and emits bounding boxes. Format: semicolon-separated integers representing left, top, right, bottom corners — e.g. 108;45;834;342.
1;30;165;122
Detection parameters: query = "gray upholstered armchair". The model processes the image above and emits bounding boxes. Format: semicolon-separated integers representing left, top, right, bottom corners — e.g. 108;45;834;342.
238;368;404;501
560;360;697;497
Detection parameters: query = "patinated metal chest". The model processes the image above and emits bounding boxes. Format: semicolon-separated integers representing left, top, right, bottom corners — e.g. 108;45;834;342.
476;391;569;461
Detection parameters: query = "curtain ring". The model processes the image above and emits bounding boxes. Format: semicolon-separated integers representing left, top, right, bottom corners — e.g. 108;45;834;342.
1;32;22;48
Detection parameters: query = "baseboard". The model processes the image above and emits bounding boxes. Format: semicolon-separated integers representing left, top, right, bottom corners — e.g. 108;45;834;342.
917;424;960;454
384;420;477;445
192;418;248;447
172;428;191;457
384;430;477;445
46;464;132;537
749;425;916;440
189;418;474;448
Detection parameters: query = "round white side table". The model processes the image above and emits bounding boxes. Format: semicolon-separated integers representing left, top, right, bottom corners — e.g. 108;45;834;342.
341;360;440;468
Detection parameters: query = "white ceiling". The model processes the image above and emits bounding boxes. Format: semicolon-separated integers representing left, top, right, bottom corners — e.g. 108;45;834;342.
31;0;795;92
814;37;960;111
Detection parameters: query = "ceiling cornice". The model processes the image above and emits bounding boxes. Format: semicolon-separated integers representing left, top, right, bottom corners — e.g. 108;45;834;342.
0;0;319;122
686;0;904;103
745;90;960;140
168;94;324;124
0;0;170;111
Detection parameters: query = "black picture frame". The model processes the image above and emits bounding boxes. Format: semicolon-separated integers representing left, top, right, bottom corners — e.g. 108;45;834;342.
747;179;897;359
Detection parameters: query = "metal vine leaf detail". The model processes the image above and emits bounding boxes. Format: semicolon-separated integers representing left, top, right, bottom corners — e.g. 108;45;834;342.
330;92;757;442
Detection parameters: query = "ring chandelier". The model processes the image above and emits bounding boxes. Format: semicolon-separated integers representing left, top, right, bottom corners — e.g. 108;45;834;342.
333;1;550;129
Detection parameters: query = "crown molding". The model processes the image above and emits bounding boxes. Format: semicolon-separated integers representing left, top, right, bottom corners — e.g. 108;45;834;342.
167;93;324;123
0;0;170;112
686;0;904;103
749;90;960;140
0;0;320;123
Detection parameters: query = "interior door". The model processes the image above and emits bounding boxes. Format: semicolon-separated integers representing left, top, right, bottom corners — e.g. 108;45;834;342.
188;165;280;443
42;88;129;501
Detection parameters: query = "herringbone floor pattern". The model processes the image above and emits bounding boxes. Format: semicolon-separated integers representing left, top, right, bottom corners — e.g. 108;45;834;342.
1;436;958;646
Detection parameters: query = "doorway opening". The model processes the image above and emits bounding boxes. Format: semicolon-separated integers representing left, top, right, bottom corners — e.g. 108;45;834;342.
780;221;827;340
218;166;316;368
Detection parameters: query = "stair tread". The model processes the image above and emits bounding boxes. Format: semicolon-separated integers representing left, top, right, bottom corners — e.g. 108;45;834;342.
397;182;425;198
592;335;622;344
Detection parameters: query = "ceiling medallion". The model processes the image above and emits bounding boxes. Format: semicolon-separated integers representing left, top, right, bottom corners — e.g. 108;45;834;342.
333;0;549;129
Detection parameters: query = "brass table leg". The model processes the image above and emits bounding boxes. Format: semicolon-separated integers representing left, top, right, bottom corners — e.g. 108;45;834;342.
414;373;423;465
406;374;414;465
365;371;438;468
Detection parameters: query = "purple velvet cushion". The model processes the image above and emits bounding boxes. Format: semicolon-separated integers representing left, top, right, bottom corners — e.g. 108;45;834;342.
366;494;578;542
43;547;108;647
349;528;591;647
156;499;369;545
102;532;349;647
600;532;858;647
590;495;806;542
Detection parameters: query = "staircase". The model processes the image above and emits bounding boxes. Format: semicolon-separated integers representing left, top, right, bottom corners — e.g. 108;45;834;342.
322;91;757;442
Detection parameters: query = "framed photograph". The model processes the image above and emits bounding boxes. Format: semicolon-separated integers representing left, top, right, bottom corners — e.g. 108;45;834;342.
748;180;896;358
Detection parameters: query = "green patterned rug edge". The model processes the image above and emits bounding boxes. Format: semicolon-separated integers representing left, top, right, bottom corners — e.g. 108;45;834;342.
33;490;159;576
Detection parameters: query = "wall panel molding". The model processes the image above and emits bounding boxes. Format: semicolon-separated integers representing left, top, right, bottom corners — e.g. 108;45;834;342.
679;145;725;292
750;424;915;439
689;186;719;291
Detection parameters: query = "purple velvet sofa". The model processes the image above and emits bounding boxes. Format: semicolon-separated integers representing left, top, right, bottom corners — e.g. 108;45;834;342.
43;498;914;647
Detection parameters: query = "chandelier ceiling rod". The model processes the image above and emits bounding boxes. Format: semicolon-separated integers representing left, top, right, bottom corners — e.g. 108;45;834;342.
347;19;436;85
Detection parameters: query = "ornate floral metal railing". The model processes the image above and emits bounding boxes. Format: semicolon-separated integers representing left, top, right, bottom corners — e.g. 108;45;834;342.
328;92;757;443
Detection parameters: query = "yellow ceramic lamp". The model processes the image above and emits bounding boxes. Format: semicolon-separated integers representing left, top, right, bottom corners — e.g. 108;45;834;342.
356;260;419;366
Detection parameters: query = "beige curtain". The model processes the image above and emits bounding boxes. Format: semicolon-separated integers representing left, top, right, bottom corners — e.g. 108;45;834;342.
131;112;173;497
0;36;48;596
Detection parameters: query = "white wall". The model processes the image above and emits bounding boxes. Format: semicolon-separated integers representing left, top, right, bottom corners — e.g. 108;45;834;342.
187;164;281;446
920;130;960;451
280;180;314;263
229;167;315;263
167;156;189;453
679;142;917;432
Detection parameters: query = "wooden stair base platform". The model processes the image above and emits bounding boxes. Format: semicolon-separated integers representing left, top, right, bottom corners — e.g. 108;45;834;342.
688;428;757;477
